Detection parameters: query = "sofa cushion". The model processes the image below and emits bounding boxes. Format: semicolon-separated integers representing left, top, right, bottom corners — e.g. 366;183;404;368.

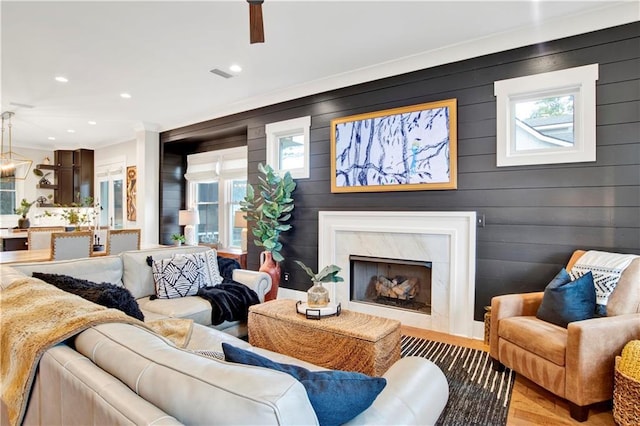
222;343;386;426
536;269;596;328
499;316;567;366
152;254;205;299
32;272;144;321
137;296;212;326
121;246;209;299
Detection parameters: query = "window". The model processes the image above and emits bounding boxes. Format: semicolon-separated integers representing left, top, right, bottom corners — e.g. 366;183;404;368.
185;147;247;248
265;116;311;179
494;64;598;167
0;179;16;215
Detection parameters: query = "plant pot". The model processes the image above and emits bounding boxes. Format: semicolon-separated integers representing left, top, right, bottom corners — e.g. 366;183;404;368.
174;241;182;246
307;281;330;308
259;251;281;301
17;217;30;229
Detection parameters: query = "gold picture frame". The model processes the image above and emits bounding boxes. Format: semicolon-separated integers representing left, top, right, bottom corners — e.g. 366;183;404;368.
331;99;457;193
126;166;137;221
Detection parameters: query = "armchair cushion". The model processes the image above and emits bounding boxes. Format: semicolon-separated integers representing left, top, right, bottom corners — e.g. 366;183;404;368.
500;316;567;366
536;269;596;328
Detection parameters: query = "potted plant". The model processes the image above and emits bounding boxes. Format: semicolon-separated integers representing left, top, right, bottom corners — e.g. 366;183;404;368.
171;233;186;246
240;163;296;301
294;260;344;308
14;198;34;229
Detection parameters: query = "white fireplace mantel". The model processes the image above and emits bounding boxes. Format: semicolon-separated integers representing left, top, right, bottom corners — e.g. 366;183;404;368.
318;211;476;337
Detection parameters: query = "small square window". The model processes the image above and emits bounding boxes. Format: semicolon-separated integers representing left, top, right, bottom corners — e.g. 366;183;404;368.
494;64;598;167
266;116;311;179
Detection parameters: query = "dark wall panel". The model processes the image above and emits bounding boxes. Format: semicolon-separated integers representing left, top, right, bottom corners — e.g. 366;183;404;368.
160;22;640;322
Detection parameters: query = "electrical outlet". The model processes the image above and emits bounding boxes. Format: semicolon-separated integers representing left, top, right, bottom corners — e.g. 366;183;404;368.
477;214;486;228
283;272;290;282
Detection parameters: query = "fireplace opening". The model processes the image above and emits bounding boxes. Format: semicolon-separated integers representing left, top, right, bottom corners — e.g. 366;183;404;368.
350;255;432;315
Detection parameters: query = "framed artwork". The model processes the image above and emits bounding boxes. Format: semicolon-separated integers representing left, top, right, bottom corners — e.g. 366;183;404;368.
126;166;137;221
330;99;457;193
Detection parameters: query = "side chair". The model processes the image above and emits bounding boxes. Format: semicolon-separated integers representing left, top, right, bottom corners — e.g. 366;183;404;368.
27;227;65;250
50;231;93;261
106;229;141;255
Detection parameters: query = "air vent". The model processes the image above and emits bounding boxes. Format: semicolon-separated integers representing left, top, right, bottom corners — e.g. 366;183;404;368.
209;68;234;79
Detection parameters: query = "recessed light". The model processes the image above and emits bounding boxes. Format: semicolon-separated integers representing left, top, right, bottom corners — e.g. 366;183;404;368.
229;64;242;73
67;129;75;133
88;121;97;125
55;76;69;83
120;93;132;99
48;137;56;141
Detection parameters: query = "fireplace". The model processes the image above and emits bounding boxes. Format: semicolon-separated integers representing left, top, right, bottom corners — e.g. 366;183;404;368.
350;255;432;315
318;211;476;337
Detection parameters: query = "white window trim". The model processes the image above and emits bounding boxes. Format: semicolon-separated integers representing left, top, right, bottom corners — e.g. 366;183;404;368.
186;147;247;248
0;179;24;227
265;116;311;179
494;64;598;167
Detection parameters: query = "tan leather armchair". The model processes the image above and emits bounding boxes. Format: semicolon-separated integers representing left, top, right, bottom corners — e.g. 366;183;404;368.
490;250;640;422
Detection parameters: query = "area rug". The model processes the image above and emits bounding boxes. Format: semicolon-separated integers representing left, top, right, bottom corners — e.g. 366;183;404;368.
401;335;515;426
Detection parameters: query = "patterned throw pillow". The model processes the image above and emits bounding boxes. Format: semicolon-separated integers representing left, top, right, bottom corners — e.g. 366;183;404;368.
152;253;205;299
198;249;223;287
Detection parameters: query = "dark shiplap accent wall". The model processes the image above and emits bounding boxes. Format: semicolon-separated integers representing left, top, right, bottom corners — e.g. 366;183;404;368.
160;23;640;321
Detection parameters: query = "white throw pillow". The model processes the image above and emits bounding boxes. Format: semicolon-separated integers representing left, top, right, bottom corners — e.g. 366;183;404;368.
198;249;223;287
152;253;205;299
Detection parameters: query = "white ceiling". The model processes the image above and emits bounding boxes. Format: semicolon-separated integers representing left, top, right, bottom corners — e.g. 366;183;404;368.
1;1;637;150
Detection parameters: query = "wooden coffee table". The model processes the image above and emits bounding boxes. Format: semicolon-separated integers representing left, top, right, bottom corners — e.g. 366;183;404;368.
248;299;401;376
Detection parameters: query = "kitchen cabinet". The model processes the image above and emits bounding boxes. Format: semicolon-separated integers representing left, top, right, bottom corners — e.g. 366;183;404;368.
53;149;94;205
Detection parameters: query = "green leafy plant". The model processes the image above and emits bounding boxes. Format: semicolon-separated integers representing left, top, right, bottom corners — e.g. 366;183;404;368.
240;163;296;262
171;233;186;243
294;260;344;284
39;194;100;227
14;198;34;218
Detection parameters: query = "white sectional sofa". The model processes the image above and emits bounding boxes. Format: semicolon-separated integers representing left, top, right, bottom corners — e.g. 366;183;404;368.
1;246;450;425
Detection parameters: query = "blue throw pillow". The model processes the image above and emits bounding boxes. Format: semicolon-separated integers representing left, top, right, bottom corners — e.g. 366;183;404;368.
222;343;386;426
536;268;596;328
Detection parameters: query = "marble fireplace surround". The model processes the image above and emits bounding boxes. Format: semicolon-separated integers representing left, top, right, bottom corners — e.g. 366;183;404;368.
317;211;476;337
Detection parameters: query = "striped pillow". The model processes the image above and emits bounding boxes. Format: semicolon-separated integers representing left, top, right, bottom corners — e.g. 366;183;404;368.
152;253;205;299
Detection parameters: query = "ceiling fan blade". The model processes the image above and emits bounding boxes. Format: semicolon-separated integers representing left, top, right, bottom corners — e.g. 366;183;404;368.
248;0;264;44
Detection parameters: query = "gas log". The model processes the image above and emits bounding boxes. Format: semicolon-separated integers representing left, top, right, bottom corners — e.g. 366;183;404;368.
370;275;420;300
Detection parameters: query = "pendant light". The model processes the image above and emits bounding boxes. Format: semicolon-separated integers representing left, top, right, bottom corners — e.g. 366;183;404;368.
0;111;33;181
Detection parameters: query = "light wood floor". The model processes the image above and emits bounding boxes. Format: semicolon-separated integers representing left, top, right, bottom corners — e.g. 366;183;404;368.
401;326;615;426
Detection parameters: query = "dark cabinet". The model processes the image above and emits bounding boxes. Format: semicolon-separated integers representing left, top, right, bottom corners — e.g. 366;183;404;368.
2;237;28;251
54;149;94;205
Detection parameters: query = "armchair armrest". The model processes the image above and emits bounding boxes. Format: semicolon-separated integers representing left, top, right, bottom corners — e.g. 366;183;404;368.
490;292;544;358
566;313;640;406
232;269;272;303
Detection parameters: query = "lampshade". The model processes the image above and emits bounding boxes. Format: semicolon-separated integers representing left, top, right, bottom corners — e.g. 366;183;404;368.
179;209;199;226
234;210;247;228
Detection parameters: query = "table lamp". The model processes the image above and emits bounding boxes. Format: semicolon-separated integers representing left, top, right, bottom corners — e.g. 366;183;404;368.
179;209;199;246
234;210;248;251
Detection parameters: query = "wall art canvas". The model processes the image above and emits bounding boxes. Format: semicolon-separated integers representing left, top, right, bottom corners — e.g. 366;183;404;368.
331;99;457;193
126;165;137;221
